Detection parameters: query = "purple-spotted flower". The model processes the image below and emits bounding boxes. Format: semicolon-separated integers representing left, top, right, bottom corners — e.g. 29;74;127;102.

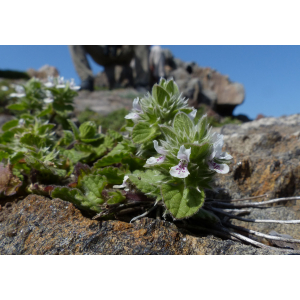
113;175;130;191
125;98;142;120
169;145;191;178
208;133;232;174
146;140;168;165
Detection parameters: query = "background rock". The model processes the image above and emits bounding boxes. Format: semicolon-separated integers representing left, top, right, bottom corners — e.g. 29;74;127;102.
27;65;59;80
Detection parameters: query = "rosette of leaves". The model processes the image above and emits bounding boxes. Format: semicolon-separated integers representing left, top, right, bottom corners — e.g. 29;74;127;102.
125;78;195;157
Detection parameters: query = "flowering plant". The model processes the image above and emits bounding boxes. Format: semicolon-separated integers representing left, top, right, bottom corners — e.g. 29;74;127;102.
120;78;232;219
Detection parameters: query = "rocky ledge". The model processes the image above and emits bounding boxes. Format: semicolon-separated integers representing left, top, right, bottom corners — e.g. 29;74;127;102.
0;195;282;255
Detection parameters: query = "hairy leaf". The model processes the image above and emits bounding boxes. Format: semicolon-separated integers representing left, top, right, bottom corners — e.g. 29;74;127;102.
1;119;19;132
128;169;167;197
161;184;205;219
132;122;157;144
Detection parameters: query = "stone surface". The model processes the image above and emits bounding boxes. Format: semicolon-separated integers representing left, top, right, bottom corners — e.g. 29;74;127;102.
212;114;300;243
0;195;283;255
74;88;142;115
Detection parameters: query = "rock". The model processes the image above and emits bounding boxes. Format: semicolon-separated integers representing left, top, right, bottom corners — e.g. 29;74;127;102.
192;67;245;116
74;88;141;115
0;195;282;255
27;65;59;80
212;114;300;244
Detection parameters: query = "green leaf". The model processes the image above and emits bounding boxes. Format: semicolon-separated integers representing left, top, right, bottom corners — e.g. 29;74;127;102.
51;175;107;213
159;125;177;142
0;131;14;143
25;156;66;179
106;190;126;205
79;175;107;207
51;187;87;209
79;121;97;139
0;151;9;161
196;114;208;140
132;122;157;144
38;123;56;135
37;106;52;117
152;84;170;106
122;155;145;171
159;78;166;86
128;169;167;197
7;103;26;111
9;152;25;164
106;129;123;142
60;148;91;164
67;119;80;139
161;184;205;219
93;143;130;168
165;80;179;95
20;133;42;147
184;143;211;162
173;112;194;139
1;119;19;132
94;166;125;184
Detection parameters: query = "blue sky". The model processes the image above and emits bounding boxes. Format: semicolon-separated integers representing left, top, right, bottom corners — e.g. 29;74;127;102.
0;45;299;119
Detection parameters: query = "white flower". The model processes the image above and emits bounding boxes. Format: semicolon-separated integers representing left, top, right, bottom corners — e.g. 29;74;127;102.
188;108;197;120
44;76;54;88
18;119;25;126
169;145;191;178
56;76;66;89
146;140;168;165
44;90;54;103
69;78;80;91
125;97;142;120
10;85;25;98
113;175;129;191
208;133;232;174
1;86;8;91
